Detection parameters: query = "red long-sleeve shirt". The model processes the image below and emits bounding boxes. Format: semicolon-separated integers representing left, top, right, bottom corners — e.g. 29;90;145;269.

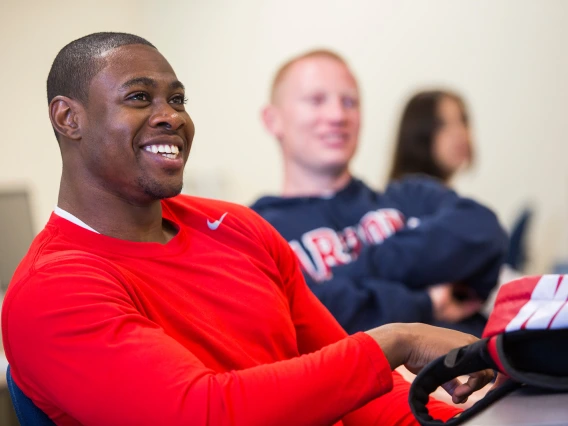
2;195;459;425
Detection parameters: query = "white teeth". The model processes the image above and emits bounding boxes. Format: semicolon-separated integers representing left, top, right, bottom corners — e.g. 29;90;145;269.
143;144;180;157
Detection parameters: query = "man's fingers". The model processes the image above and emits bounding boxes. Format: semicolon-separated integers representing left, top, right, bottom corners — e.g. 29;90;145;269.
441;370;495;404
475;369;495;390
490;372;509;391
441;378;463;397
441;378;471;404
451;370;495;403
441;298;483;323
463;299;483;313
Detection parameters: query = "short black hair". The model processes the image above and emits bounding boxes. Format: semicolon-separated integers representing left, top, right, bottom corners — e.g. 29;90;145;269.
47;32;155;105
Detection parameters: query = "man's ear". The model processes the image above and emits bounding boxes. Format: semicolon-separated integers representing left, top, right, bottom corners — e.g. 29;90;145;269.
261;104;283;139
49;96;84;141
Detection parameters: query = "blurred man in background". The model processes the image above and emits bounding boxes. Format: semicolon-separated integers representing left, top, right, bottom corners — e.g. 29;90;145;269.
252;49;508;336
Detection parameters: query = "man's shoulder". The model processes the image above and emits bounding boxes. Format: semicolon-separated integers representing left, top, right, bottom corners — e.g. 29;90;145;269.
13;227;118;281
4;226;120;317
165;194;267;229
249;195;285;213
383;175;454;205
386;175;449;194
249;195;290;224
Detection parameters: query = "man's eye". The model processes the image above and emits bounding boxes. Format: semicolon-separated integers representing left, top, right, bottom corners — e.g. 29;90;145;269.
128;93;149;102
307;95;326;105
343;97;359;108
170;95;188;105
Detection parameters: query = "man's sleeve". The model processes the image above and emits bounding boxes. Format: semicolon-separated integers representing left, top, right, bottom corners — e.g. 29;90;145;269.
340;178;508;299
262;221;461;424
3;258;393;426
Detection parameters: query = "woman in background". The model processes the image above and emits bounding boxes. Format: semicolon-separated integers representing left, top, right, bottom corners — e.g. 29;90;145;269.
388;90;473;185
389;89;529;308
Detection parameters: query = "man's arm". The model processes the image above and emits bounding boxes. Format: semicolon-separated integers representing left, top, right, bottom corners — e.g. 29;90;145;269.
306;273;434;334
263;221;463;425
3;261;393;426
296;261;483;334
286;278;462;425
338;178;508;299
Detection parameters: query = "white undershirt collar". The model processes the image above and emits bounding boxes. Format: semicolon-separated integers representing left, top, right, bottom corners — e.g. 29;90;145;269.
53;206;99;234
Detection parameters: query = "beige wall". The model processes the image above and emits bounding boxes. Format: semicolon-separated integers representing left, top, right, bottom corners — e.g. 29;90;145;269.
1;0;567;273
0;0;145;230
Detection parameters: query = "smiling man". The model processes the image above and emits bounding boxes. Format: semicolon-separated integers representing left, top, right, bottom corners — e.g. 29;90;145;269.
1;33;492;425
252;50;508;336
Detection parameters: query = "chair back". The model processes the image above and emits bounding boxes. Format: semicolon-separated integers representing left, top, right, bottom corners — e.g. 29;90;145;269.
6;365;55;425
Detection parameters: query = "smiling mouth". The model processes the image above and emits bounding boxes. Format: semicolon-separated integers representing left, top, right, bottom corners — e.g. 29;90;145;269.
143;144;181;160
320;132;349;141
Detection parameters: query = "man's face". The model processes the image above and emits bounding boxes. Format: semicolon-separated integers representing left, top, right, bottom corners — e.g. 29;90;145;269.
271;57;360;177
78;44;195;204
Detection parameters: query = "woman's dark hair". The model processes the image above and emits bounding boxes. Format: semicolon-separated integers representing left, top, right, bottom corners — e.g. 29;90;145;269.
388;90;472;183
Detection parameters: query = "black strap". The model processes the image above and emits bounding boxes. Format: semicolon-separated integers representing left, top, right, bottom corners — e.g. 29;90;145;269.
408;339;521;425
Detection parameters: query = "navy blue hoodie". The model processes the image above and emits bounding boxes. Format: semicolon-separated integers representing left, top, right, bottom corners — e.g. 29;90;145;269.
251;177;508;335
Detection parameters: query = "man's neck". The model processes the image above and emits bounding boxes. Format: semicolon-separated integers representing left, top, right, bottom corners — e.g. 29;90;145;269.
281;166;352;198
58;180;175;244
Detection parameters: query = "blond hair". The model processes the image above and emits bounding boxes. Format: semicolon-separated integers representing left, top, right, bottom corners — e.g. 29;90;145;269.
269;49;350;102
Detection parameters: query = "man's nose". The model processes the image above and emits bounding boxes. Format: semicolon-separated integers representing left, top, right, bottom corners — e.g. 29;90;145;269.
149;102;186;131
323;97;348;123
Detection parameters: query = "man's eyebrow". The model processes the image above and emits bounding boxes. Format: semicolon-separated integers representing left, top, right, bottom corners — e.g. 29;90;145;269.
118;77;185;92
119;77;158;91
170;80;185;91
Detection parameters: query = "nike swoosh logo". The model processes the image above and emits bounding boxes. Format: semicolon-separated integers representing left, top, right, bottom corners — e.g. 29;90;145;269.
207;212;228;230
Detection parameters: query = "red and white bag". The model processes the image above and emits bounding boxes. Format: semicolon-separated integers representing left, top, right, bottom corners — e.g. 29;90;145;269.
409;275;568;425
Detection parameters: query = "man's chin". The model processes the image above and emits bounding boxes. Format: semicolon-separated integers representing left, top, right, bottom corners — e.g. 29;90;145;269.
319;151;355;169
139;179;184;200
317;160;351;176
157;185;183;200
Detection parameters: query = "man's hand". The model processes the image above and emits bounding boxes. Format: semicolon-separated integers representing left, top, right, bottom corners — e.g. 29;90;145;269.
428;284;483;323
366;323;494;403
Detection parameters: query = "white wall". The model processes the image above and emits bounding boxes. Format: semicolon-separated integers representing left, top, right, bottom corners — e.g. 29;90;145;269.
0;0;146;232
1;0;567;273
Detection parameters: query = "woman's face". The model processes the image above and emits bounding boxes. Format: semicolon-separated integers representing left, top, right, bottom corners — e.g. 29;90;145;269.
432;96;472;178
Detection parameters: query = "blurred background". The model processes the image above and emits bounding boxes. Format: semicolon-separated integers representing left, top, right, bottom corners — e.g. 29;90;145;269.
1;0;567;422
